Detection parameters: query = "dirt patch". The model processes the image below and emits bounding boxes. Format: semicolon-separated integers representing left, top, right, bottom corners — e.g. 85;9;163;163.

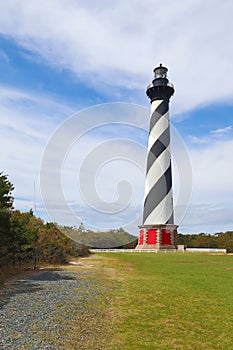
198;260;224;264
0;255;98;289
175;260;225;265
0;268;44;290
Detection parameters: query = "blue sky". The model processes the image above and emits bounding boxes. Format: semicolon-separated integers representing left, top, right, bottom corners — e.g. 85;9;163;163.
1;0;233;235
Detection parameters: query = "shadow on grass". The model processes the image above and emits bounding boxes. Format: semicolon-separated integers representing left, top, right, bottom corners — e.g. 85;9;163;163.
0;269;77;308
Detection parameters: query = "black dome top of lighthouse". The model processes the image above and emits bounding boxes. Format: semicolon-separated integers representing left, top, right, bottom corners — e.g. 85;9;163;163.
146;64;174;103
153;64;168;79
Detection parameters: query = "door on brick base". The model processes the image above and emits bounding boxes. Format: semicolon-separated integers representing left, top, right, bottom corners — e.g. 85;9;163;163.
147;229;157;245
161;229;172;245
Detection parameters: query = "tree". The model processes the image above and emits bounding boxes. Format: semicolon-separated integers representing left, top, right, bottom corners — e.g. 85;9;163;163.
36;224;89;264
216;231;233;253
0;173;14;257
9;210;44;267
0;172;14;209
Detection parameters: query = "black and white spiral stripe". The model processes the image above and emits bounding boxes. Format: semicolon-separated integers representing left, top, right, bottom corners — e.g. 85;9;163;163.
143;99;174;225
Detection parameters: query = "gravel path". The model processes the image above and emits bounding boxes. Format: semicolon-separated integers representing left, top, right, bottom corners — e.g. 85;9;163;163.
0;266;112;349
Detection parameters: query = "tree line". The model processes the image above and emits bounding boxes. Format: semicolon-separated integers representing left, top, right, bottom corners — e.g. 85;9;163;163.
60;224;136;248
178;232;233;252
0;172;89;277
59;223;233;252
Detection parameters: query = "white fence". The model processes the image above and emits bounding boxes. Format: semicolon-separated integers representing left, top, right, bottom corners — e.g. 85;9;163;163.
186;248;226;253
90;248;227;253
90;249;176;253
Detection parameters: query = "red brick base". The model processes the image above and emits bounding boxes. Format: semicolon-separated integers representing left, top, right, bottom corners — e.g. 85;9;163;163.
135;224;178;250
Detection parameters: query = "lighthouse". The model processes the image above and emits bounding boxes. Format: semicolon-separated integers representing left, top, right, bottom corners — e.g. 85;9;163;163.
136;64;178;250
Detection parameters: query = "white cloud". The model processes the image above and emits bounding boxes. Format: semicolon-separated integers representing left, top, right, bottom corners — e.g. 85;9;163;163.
211;125;232;135
188;135;210;144
0;85;74;213
177;137;233;233
40;103;150;231
189;125;233;144
180;203;233;234
0;1;233;112
190;139;233;198
0;86;73;117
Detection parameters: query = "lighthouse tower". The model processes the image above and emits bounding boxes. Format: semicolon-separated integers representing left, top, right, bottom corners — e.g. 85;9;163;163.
136;64;178;250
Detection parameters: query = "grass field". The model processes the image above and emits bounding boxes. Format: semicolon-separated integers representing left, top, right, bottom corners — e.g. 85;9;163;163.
97;252;233;350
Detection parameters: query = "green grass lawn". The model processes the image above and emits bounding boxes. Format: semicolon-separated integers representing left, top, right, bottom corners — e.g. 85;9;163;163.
99;252;233;350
